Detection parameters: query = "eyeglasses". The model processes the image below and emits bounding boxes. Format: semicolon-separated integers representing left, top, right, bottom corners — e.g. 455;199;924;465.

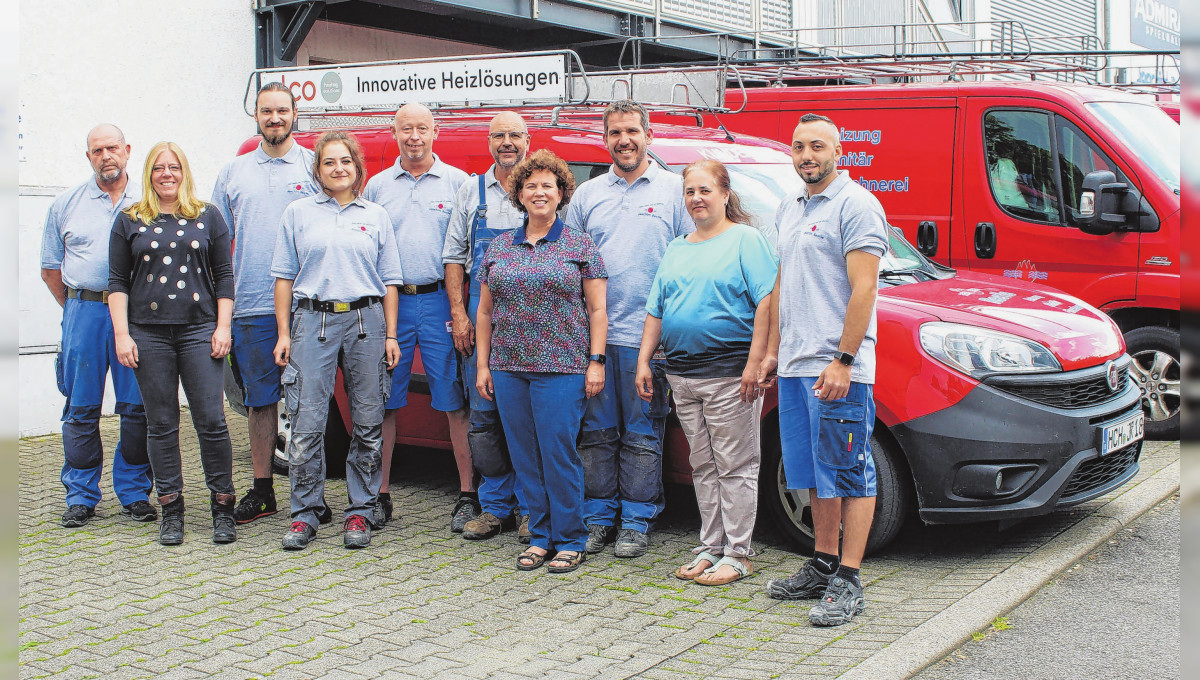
489;132;527;141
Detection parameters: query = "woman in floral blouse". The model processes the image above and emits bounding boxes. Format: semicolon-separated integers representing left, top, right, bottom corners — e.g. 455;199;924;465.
475;149;608;574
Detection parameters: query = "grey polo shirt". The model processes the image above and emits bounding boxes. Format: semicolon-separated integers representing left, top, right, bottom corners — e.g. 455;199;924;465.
40;176;140;292
441;164;525;275
211;142;318;318
271;193;404;303
364;154;469;286
774;170;888;384
563;162;694;348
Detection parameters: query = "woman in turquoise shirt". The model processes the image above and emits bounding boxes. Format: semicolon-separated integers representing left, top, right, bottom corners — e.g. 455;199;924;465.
635;159;778;586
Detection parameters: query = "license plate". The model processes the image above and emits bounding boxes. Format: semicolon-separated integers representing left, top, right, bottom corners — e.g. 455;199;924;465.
1102;412;1144;455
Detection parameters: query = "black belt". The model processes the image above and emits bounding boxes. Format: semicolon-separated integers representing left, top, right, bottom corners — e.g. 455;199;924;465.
296;296;379;313
399;281;445;296
67;288;108;303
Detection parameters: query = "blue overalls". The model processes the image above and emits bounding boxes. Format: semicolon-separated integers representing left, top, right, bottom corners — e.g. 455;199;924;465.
462;174;528;520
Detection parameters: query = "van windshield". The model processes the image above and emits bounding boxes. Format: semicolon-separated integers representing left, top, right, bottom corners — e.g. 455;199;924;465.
1087;101;1180;193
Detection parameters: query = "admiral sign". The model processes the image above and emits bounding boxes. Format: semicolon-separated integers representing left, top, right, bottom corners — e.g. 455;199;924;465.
1130;0;1180;50
268;54;571;111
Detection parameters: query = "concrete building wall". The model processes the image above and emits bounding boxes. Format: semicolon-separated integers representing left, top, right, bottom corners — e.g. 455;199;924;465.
19;0;257;435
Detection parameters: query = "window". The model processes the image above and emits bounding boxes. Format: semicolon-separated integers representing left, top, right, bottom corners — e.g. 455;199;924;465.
1056;119;1127;226
984;110;1061;223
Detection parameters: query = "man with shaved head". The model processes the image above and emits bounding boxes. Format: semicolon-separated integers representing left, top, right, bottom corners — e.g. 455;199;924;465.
442;111;531;542
363;103;474;532
758;113;888;627
41;123;154;528
212;82;321;526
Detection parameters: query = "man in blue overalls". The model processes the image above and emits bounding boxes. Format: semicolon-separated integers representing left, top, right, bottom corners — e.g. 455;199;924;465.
40;123;154;528
442;111;531;542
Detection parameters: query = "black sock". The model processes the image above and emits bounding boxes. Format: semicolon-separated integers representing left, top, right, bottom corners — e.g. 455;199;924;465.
378;491;391;501
835;564;861;587
812;551;840;576
459;491;478;502
253;477;273;495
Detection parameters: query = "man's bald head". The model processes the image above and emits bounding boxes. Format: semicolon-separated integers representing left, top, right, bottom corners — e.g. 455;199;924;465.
488;111;530;170
85;124;130;185
392;103;439;168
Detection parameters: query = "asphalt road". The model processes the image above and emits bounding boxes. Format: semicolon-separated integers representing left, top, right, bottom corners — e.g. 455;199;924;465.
915;495;1180;680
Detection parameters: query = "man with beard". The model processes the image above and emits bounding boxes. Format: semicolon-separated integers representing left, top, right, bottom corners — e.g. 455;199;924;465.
442;111;531;542
563;100;693;558
41;123;155;528
212;82;321;525
757;113;887;627
363;104;475;532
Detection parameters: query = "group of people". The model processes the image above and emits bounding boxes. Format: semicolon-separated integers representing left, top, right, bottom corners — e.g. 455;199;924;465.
41;83;888;626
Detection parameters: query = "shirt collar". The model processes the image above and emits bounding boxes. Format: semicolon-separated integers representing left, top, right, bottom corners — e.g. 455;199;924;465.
254;141;305;165
606;160;659;187
800;170;851;202
512;216;565;246
88;176;137;202
315;192;366;209
391;153;446;180
485;165;504;189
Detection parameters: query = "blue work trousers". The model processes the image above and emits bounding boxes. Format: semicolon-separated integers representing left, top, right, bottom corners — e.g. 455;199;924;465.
492;371;588;553
462;355;527;518
579;344;669;532
282;304;387;528
57;297;152;508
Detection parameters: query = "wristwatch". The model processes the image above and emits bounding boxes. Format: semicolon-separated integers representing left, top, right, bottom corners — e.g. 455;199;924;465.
834;351;855;366
588;353;607;365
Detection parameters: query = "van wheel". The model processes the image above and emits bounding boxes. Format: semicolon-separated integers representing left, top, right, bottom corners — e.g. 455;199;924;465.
273;397;351;478
1124;326;1179;440
760;424;912;555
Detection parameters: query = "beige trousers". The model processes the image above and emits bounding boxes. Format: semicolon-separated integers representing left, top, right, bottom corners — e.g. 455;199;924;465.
666;374;762;558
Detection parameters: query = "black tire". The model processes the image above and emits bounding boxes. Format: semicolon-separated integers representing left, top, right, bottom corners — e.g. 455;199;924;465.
760;418;912;555
272;397;350;478
1124;326;1180;441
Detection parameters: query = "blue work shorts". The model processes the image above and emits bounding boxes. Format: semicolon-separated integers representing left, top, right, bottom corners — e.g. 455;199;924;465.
231;314;282;408
778;376;877;499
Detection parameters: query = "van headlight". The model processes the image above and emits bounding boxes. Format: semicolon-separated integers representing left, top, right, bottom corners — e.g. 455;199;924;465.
919;322;1061;378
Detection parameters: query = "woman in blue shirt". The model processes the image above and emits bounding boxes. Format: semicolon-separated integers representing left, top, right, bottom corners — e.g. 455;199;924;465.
270;131;404;551
635;159;778;585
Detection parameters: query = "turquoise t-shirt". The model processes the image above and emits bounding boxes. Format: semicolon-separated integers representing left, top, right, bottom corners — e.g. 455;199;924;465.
645;223;779;378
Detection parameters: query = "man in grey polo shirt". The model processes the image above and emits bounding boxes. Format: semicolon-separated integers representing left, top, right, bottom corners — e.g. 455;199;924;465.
212;82;320;525
442;111;531;542
40;123;154;528
758;113;888;627
364;103;476;532
564;100;693;558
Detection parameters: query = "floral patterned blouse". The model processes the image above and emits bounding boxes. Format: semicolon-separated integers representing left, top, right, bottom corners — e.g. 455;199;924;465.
478;217;607;374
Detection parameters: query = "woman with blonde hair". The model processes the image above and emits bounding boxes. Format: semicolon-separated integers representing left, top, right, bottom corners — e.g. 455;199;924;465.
109;141;237;546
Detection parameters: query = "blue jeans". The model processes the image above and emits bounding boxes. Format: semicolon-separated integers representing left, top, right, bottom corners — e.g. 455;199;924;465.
493;371;588;552
128;321;234;499
386;288;463;412
462;355;527;517
283;304;387;527
58;297;152;508
579;344;669;532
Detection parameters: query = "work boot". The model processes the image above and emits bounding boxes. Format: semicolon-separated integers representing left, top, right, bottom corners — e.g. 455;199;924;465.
461;511;514;540
61;505;95;528
585;524;614;554
343;514;372;549
614;528;650;558
809;576;866;627
120;500;158;522
517;514;531;545
159;496;185;546
766;559;832;600
211;494;237;544
450;495;481;533
282;521;316;550
372;492;393;529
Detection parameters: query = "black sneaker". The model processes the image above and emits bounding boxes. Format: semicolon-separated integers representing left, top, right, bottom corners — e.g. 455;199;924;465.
159;513;185;546
344;514;371;549
449;496;480;533
234;489;277;525
585;524;614;554
317;502;334;525
809;576;866;627
372;493;393;529
766;559;832;600
61;505;95;528
282;521;316;550
613;528;650;558
121;500;157;522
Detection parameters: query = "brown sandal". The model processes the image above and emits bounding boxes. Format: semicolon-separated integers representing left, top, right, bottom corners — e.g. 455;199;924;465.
547;550;586;573
516;548;547;571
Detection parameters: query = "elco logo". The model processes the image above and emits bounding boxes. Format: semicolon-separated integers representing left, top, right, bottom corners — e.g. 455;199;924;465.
278;72;342;104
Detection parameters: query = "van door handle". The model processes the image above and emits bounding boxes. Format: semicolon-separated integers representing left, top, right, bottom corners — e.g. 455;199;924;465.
974;222;997;259
917;220;938;257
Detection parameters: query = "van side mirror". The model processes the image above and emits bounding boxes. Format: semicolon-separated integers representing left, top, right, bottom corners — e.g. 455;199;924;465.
1077;171;1139;235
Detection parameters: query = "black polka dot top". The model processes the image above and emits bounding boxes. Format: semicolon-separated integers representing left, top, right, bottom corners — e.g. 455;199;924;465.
109;204;234;325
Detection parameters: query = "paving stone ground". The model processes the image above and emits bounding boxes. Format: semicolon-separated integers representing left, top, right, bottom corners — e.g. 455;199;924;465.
18;410;1179;679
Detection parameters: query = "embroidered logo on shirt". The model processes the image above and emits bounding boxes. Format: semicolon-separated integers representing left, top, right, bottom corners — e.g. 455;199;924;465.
803;222;825;239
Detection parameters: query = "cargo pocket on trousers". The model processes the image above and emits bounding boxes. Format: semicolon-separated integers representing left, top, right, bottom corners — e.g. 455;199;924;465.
281;363;302;423
54;352;68;397
642;362;671;419
380;357;392;404
817;398;867;470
